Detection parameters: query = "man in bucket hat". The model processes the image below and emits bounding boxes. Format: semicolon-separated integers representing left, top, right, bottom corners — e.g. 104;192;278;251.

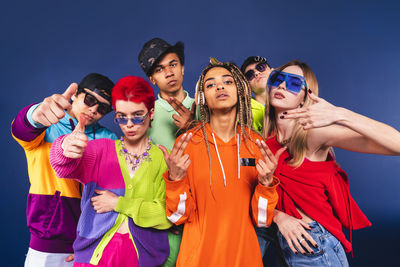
138;37;195;266
138;37;195;151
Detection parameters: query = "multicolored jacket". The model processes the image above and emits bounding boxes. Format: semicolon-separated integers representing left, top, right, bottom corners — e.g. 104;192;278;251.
49;137;171;266
11;103;116;253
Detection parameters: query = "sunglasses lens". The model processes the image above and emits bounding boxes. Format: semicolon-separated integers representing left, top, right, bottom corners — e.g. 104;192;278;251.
84;93;97;107
131;117;145;124
97;104;110;115
268;71;284;88
286;76;303;94
256;63;266;72
245;70;255;81
115;117;128;125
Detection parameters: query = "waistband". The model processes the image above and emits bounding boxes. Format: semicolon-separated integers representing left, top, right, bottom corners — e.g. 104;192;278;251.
30;234;74;253
308;221;328;234
111;232;131;240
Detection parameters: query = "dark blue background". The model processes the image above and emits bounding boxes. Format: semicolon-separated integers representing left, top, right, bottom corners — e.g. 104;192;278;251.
2;0;399;265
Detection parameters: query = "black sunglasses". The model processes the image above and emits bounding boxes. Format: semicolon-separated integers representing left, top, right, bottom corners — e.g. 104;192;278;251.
244;63;267;81
83;92;111;115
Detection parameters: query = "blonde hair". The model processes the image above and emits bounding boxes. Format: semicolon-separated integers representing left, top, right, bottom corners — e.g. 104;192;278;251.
263;60;319;167
195;58;255;195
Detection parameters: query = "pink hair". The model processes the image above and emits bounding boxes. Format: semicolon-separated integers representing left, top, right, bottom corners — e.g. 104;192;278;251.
112;76;155;112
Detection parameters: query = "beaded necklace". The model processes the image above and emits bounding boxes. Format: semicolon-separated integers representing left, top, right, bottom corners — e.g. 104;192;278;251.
119;136;152;172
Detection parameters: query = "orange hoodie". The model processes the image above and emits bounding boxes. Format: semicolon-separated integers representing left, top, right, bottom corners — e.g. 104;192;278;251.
164;123;279;267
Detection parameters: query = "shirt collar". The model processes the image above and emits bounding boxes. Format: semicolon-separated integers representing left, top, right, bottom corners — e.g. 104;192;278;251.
157;90;192;111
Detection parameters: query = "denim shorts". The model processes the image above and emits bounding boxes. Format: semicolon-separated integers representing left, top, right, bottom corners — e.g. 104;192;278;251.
278;221;349;267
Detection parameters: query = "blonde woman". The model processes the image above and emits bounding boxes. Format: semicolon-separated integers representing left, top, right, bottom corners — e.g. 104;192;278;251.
263;60;400;266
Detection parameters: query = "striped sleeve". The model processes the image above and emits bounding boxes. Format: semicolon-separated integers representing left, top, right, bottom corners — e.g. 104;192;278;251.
163;172;196;225
251;177;279;227
11;104;47;150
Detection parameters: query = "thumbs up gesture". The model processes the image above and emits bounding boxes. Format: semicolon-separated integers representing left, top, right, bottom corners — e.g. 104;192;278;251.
32;83;77;127
61;114;88;158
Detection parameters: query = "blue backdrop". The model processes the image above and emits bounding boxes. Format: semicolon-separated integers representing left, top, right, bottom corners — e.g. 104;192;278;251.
2;0;400;266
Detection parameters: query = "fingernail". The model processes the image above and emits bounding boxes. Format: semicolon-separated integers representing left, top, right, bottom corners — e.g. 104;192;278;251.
294;251;298;254
308;89;312;94
314;244;318;248
311;251;314;255
280;115;284;119
283;112;287;115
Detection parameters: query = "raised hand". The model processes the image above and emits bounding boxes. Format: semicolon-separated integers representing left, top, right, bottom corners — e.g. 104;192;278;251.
61;114;88;158
91;189;119;213
168;97;196;130
274;210;318;255
283;90;340;130
32;83;78;127
158;132;193;181
255;139;286;186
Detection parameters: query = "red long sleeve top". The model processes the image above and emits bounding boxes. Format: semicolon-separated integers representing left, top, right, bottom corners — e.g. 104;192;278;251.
266;136;371;252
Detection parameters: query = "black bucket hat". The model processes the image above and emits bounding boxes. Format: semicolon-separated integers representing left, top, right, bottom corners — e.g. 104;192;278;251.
138;38;184;76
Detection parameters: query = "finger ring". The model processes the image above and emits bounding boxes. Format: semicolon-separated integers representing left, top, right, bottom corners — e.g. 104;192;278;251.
299;238;305;243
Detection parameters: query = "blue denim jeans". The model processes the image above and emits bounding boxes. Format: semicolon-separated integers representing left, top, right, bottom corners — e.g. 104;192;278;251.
256;224;288;267
278;221;349;267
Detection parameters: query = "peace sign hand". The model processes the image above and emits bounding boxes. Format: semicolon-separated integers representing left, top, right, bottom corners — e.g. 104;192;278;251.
256;139;286;186
168;97;196;130
32;83;77;127
61;114;88;159
158;132;193;181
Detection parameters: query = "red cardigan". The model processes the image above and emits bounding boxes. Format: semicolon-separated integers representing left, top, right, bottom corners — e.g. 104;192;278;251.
267;137;371;253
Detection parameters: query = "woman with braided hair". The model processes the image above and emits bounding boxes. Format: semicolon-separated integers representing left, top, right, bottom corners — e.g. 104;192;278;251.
158;58;285;266
263;60;400;266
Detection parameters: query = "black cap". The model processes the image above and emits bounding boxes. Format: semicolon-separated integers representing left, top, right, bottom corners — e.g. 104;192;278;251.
78;73;114;103
240;56;270;73
138;38;184;76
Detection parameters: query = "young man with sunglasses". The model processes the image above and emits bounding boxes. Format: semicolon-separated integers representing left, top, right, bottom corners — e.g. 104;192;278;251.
11;73;117;267
241;56;272;134
241;56;272;105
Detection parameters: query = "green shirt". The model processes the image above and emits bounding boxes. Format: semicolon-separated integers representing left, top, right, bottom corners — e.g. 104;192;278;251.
148;91;195;150
251;98;265;134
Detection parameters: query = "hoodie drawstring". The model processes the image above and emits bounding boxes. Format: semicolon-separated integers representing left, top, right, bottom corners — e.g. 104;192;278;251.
211;133;241;187
212;133;227;187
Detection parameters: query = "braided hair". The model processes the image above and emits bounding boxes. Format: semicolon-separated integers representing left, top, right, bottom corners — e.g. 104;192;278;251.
195;58;255;197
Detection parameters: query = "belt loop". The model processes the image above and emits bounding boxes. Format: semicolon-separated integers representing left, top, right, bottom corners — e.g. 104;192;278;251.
317;221;326;233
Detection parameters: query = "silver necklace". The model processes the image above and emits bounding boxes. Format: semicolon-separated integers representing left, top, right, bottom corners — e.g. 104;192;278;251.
119;137;152;171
